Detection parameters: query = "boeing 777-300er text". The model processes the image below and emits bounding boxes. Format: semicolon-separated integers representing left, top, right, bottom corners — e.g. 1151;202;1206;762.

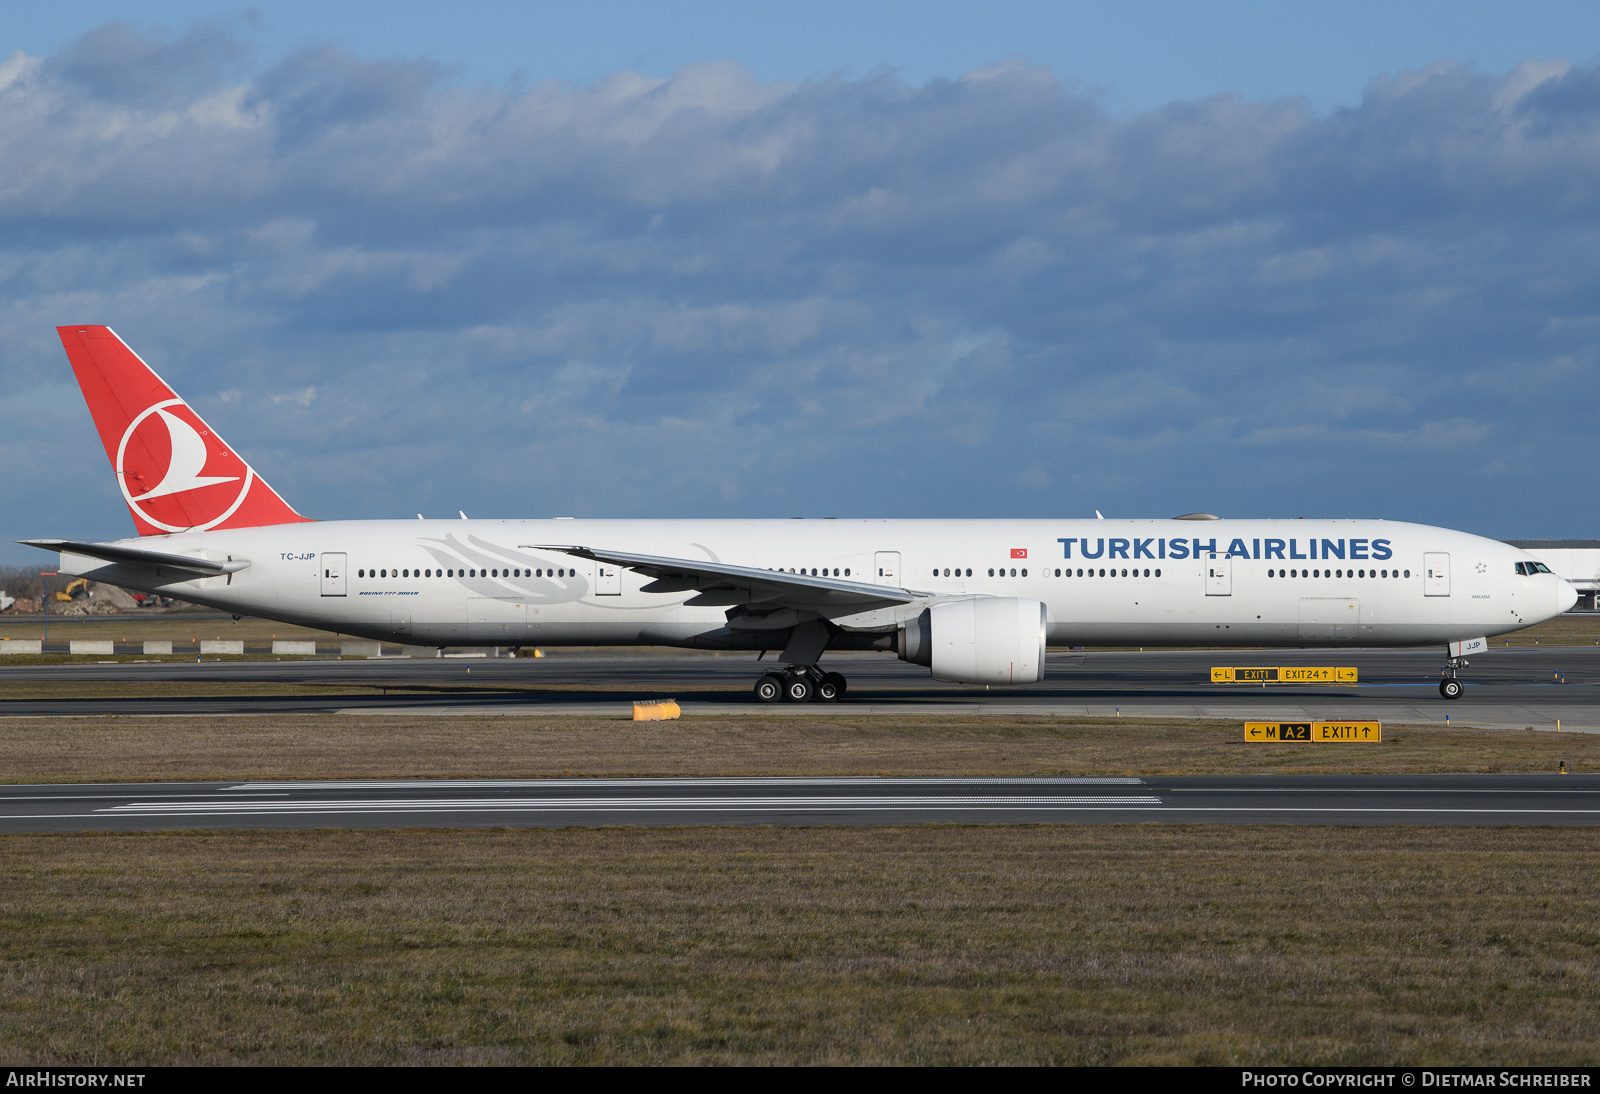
23;327;1579;701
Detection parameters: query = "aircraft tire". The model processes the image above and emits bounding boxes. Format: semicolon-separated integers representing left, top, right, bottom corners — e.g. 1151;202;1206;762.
785;675;815;703
1439;678;1464;700
755;674;785;703
816;672;846;702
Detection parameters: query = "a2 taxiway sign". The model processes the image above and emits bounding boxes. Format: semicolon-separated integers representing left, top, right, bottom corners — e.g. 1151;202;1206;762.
1245;721;1382;742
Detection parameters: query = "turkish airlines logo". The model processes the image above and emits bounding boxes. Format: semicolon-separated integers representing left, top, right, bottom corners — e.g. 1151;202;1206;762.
116;399;254;532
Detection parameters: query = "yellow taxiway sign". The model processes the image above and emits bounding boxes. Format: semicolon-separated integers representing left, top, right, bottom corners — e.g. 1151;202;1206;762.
1213;666;1358;683
1244;721;1381;742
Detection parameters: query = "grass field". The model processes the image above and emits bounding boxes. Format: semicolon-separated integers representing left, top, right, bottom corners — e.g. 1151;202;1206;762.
0;714;1589;783
1;825;1596;1065
2;619;1594;1065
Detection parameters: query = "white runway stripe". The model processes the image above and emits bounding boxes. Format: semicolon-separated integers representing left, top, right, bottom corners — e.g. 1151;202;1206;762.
227;777;1144;790
106;795;1165;814
5;803;1598;821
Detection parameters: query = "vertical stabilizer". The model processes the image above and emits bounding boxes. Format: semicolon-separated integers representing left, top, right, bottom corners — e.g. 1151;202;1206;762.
57;326;313;535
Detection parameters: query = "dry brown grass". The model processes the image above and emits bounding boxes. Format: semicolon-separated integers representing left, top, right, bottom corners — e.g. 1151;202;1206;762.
0;714;1591;783
1;825;1597;1065
0;617;342;646
1493;616;1600;647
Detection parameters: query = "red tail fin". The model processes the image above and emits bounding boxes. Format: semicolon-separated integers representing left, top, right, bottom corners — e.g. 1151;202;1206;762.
57;326;313;535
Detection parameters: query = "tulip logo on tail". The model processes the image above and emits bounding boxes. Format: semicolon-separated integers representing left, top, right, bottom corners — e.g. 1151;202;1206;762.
117;400;255;532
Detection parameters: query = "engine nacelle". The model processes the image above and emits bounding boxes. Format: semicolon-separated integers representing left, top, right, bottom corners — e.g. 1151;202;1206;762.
897;597;1046;684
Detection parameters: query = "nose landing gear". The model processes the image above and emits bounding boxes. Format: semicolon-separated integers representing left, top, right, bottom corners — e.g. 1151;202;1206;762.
754;666;847;703
1439;655;1467;700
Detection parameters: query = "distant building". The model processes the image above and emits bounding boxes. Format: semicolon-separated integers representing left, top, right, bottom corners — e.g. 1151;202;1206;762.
1504;540;1600;610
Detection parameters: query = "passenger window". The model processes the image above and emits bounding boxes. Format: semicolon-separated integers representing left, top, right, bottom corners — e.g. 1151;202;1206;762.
1404;570;1410;578
1021;568;1028;577
845;568;851;576
1154;569;1161;577
1009;568;1016;577
988;568;995;577
1098;569;1105;577
1054;569;1060;577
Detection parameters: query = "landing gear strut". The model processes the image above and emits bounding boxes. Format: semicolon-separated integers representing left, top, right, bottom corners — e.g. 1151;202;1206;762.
754;665;847;704
1439;657;1467;700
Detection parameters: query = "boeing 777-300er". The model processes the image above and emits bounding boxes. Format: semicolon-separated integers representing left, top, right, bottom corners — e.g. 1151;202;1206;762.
23;326;1579;701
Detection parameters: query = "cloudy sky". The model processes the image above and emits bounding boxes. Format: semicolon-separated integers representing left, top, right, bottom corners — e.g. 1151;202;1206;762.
3;3;1600;562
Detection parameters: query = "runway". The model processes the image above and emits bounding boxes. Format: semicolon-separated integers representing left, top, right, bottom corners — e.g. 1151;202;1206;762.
2;646;1598;729
2;774;1597;832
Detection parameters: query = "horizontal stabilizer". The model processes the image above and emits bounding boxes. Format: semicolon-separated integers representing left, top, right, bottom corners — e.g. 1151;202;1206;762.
18;538;249;575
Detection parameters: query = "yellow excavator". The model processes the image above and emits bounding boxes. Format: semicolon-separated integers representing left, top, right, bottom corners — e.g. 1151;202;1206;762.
53;578;89;603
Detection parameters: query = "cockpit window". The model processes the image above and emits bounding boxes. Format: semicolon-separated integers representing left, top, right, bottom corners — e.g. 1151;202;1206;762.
1517;561;1555;575
1534;562;1553;574
1515;562;1527;575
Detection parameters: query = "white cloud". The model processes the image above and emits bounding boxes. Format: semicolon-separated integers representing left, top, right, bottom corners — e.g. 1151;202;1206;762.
2;25;1599;553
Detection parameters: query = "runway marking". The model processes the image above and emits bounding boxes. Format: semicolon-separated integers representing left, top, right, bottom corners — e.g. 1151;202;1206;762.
102;795;1167;814
0;792;290;802
227;776;1145;790
7;803;1600;822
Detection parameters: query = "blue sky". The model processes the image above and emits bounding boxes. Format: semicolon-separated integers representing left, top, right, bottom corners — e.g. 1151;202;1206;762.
2;4;1600;563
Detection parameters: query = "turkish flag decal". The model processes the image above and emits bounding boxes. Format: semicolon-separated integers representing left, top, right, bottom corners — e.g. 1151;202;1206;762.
1011;548;1027;558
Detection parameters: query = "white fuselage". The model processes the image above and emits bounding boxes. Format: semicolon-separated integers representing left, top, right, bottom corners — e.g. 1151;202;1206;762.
56;516;1574;653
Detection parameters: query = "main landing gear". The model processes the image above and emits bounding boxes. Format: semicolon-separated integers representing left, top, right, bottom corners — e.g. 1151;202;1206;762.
754;665;848;703
1440;656;1467;700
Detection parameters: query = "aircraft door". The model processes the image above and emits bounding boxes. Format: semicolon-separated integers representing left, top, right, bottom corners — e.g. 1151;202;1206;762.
874;552;901;585
320;553;346;596
1424;553;1451;596
595;564;621;596
1205;554;1231;595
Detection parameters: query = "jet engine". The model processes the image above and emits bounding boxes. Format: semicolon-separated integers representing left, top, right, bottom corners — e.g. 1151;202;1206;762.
897;597;1046;684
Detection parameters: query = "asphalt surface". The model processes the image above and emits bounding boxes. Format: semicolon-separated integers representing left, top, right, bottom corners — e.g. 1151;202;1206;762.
2;774;1596;832
2;646;1598;729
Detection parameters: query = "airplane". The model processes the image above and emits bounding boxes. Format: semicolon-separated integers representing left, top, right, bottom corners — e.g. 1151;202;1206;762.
21;326;1579;702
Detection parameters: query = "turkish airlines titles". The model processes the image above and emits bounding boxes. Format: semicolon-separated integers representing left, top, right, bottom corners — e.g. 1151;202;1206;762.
1059;536;1395;562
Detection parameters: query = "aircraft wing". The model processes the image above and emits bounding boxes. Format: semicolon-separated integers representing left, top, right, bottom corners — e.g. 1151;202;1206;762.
19;538;250;576
539;545;921;610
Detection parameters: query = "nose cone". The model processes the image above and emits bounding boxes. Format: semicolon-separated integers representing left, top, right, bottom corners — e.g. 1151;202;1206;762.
1558;580;1579;615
